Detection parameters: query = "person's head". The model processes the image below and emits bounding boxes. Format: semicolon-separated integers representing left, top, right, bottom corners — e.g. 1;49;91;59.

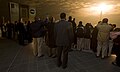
102;18;108;23
78;21;82;26
68;16;72;20
79;21;82;24
34;17;40;21
60;13;66;19
49;16;54;22
109;24;112;26
85;23;90;27
98;21;101;24
15;21;17;24
73;18;75;22
112;24;116;28
28;21;30;24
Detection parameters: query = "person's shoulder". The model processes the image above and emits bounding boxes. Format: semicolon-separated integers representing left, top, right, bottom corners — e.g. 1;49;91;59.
54;21;59;27
56;21;60;24
107;24;112;28
38;20;43;23
56;20;65;24
55;20;60;23
63;20;70;24
31;21;36;25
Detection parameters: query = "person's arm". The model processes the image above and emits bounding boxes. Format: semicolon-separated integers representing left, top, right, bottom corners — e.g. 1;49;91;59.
110;31;120;39
68;22;74;44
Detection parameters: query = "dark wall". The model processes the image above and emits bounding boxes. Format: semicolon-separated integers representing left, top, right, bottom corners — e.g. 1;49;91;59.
20;4;29;21
0;0;20;24
0;0;10;23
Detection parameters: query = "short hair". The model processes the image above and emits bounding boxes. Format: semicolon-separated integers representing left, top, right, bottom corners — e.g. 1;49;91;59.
79;21;82;24
60;13;66;19
49;16;54;22
112;24;116;28
68;16;72;19
102;18;108;23
114;28;120;31
98;21;101;24
34;16;40;21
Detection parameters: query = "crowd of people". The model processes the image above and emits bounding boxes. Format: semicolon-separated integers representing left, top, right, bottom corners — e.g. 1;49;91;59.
0;20;32;45
0;12;120;69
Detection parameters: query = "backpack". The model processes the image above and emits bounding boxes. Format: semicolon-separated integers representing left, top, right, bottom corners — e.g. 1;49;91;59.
76;26;84;38
84;27;91;38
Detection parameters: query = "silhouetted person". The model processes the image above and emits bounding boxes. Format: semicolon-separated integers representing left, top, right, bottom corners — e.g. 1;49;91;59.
108;24;116;57
6;21;13;39
30;17;45;57
47;16;56;58
55;13;74;69
27;21;32;43
68;16;72;23
13;21;18;40
83;23;91;50
113;35;120;67
96;18;112;59
110;28;120;66
0;23;2;37
72;18;77;48
76;21;84;51
68;16;74;50
91;26;98;52
1;23;6;37
17;21;26;45
22;21;29;44
90;21;101;53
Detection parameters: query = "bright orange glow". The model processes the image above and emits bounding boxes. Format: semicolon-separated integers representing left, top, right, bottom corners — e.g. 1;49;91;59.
98;3;108;11
90;3;113;14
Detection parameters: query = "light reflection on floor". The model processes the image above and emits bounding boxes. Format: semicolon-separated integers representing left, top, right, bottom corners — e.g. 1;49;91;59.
111;54;117;57
111;54;116;62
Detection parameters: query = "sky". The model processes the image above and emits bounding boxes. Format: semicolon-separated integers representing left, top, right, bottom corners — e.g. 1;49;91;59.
22;0;120;27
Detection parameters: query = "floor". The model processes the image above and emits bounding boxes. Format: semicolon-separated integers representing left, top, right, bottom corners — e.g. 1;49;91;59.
0;38;120;72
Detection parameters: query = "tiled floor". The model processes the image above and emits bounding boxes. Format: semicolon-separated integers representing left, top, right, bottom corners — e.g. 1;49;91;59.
0;38;120;72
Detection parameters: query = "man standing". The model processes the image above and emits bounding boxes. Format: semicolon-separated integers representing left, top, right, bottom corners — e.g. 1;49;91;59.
96;18;112;59
76;21;84;51
55;13;74;69
31;17;45;57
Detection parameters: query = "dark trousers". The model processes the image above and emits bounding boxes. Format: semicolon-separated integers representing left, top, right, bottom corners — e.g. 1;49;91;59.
7;31;12;39
28;33;32;43
116;54;120;66
18;33;24;45
114;45;120;66
2;32;6;37
90;38;97;52
57;46;69;67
